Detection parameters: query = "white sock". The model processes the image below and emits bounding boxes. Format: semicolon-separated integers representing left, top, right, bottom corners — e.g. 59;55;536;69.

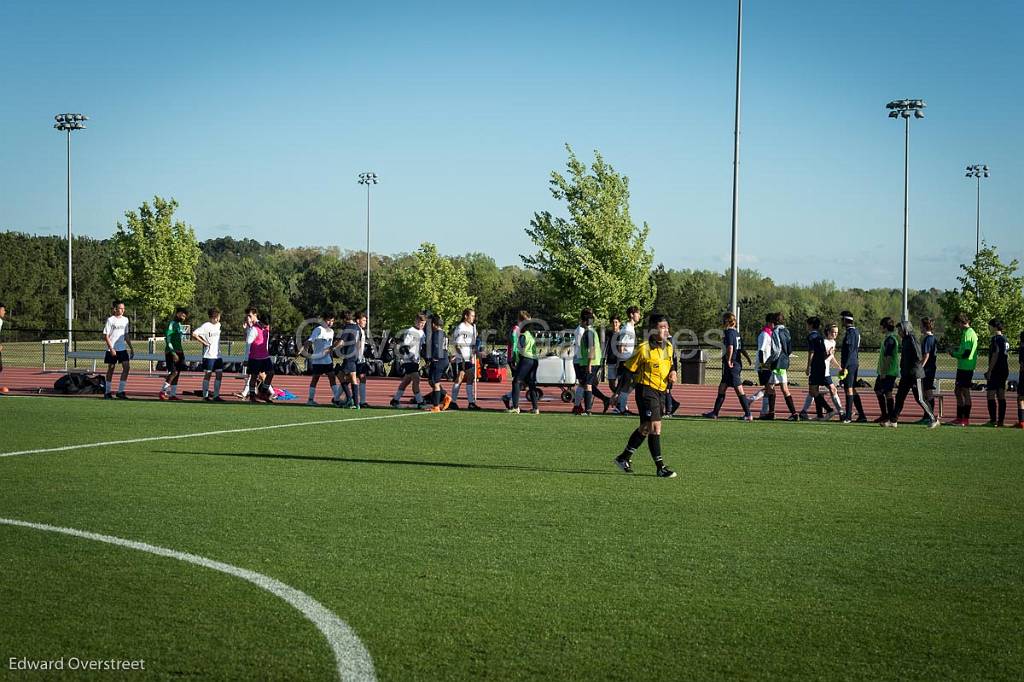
801;394;814;412
751;390;764;403
466;384;476;404
358;383;367;404
105;383;112;395
162;382;170;393
452;383;462;401
213;377;222;398
118;380;126;393
202;378;210;398
308;386;317;402
831;394;844;414
240;383;249;397
761;396;771;415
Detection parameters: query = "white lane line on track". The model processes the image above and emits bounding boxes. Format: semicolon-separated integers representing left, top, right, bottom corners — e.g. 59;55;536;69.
0;410;432;458
0;517;376;682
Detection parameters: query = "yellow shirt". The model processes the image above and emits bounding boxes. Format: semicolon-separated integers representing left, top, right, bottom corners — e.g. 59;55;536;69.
623;341;674;392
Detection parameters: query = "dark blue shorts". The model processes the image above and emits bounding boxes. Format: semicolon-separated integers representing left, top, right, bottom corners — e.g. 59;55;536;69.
165;351;186;372
840;365;859;389
987;373;1008;391
922;369;936;392
955;369;975;388
875;375;897;393
105;350;130;365
310;362;334;375
202;358;225;372
400;361;420;377
339;358;359;375
809;370;828;387
574;364;599;387
428;359;449;384
247;358;274;376
721;364;742;388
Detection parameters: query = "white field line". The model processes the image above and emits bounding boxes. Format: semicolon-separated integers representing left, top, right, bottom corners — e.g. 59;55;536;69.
0;410;431;458
0;517;376;682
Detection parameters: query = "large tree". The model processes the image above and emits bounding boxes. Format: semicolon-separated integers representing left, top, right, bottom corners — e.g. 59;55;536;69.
107;197;201;330
378;243;475;334
939;244;1024;349
523;145;656;324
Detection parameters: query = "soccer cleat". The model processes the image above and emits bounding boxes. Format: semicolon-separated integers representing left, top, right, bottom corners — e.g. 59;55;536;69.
306;399;317;406
741;414;753;422
602;397;611;414
506;407;520;414
928;419;940;429
212;396;226;403
115;392;128;400
349;402;360;410
103;393;114;400
441;395;452;411
571;404;583;415
389;398;400;408
757;414;775;421
614;457;633;474
610;407;622;415
159;392;169;401
467;402;482;411
359;403;370;409
406;397;419;405
855;416;868;423
1014;421;1024;429
501;395;511;410
429;405;441;413
842;418;852;424
168;395;182;401
787;413;799;421
656;467;677;479
872;416;886;424
702;411;718;420
448;400;460;410
798;411;810;421
530;408;540;415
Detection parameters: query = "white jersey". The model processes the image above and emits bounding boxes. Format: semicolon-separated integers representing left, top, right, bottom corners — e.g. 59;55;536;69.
619;322;637;360
355;326;366;362
399;327;425;363
454;322;477;362
824;338;836;377
103;315;130;352
193;321;222;360
572;325;585;362
308;324;335;365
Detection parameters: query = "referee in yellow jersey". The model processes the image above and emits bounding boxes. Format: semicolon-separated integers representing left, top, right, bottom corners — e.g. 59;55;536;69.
614;313;677;478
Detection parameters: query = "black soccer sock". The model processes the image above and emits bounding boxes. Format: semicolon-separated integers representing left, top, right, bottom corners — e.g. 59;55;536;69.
584;390;594;412
648;434;664;468
928;397;936;414
529;385;539;411
853;393;865;419
876;394;888;420
768;393;777;416
510;379;521;408
998;399;1007;424
956;404;963;420
964;403;972;420
432;389;440;407
619;429;646;460
1018;405;1024;423
814;394;826;417
988;399;997;422
886;396;896;420
784;394;797;415
713;393;726;415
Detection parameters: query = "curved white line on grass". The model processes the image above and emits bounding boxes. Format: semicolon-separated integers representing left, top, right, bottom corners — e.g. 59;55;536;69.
0;517;376;682
0;410;430;458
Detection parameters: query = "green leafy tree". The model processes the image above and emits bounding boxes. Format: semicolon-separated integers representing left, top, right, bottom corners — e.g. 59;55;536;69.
379;243;475;332
523;145;655;323
107;197;201;329
939;244;1024;349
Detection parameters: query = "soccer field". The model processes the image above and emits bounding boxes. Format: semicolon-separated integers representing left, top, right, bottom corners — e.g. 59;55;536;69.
1;398;1022;680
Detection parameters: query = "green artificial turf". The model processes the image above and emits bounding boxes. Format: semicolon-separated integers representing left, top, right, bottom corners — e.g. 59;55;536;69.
1;397;1022;680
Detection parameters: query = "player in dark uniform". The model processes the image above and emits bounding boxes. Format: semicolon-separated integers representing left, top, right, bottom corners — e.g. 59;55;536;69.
614;313;677;478
839;311;867;423
160;307;189;401
1016;332;1024;429
704;312;752;421
799;317;828;420
426;314;452;412
916;317;938;424
887;320;938;428
334;311;362;409
985;318;1010;427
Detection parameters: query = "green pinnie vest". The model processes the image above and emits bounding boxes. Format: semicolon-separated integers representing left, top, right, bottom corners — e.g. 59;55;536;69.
877;331;900;377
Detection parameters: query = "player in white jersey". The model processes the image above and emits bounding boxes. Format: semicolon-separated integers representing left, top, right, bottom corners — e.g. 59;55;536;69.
451;308;481;410
192;307;226;401
613;306;642;414
390;314;427;408
355;311;370;408
305;312;339;406
102;300;134;399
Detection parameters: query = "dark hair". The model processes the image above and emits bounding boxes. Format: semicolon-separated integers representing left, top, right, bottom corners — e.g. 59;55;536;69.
580;307;594;321
175;306;189;315
626;306;640;316
806;316;821;330
0;302;5;309
431;314;444;327
245;306;258;315
920;317;934;332
955;312;971;326
112;299;125;308
355;310;367;320
722;312;736;327
321;311;335;321
610;315;621;324
840;310;854;323
208;307;221;317
880;316;896;332
649;313;668;328
989;318;1004;331
462;308;474;321
765;313;774;324
774;312;786;325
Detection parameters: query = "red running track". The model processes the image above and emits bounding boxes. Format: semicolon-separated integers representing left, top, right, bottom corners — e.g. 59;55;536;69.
0;366;959;422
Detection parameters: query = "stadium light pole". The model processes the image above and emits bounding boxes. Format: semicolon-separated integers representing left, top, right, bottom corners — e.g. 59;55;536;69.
357;172;378;337
728;0;743;319
885;99;925;323
964;164;989;257
53;113;88;345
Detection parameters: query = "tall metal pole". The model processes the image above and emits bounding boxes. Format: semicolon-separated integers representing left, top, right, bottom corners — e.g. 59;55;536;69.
901;115;909;323
365;181;371;338
729;0;743;318
66;129;73;344
975;174;981;257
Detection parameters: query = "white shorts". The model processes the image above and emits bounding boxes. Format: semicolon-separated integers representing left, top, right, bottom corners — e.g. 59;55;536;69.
769;369;789;385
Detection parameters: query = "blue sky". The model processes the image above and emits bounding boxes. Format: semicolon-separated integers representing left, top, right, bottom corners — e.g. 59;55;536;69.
1;0;1021;290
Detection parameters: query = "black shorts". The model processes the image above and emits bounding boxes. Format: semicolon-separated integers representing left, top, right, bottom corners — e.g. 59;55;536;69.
310;362;334;375
455;360;475;378
758;369;772;387
428;359;449;384
202;358;225;372
574;364;598;387
922;370;936;392
247;357;274;376
987;373;1008;391
338;358;359;375
165;351;186;371
721;364;742;388
955;369;975;388
357;361;371;376
840;365;859;389
105;350;130;365
400;361;420;377
514;357;538;383
875;375;897;393
809;370;827;387
635;385;665;423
